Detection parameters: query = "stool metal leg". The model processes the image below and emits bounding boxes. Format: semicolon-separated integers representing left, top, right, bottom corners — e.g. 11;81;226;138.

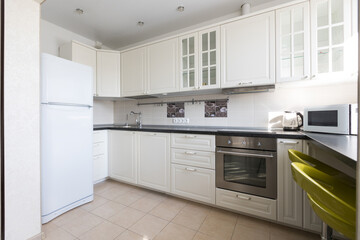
321;222;333;240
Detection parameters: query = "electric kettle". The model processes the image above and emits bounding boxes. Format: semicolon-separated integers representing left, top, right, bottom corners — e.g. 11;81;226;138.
283;111;303;131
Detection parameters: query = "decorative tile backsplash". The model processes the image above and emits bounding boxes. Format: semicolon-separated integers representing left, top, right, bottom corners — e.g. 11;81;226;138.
205;100;228;118
167;102;185;118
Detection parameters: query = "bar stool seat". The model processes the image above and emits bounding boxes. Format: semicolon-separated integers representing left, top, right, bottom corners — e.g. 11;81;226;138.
288;150;356;240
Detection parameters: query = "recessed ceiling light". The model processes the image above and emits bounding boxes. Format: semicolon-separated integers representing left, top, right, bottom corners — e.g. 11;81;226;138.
177;6;185;12
75;8;84;15
137;21;145;27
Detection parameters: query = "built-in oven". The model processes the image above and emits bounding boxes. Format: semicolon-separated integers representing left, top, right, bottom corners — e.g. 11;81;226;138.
216;135;277;199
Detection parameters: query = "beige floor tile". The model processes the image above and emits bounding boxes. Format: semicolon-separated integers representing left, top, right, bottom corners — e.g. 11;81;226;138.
130;196;163;213
232;223;270;240
78;221;125;240
129;214;169;239
146;192;167;202
94;180;120;194
113;191;144;206
198;214;237;240
51;207;88;227
91;201;126;219
97;187;130;200
154;223;196;240
43;227;77;240
171;206;208;231
108;207;146;229
181;202;211;215
149;198;186;221
192;232;223;240
129;187;151;196
81;195;109;212
236;214;271;230
61;212;104;237
114;230;144;240
208;208;238;223
42;221;58;234
269;223;319;240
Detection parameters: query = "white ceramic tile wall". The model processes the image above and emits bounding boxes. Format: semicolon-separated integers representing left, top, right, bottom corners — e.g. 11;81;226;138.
114;80;357;127
94;100;114;124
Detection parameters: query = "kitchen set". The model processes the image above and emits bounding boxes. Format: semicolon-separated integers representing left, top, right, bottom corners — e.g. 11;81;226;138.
35;0;359;239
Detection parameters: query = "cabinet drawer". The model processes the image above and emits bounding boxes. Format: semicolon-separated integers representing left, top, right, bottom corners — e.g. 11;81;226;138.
93;142;106;156
171;134;215;152
93;154;108;182
171;148;215;169
171;164;215;204
216;188;277;221
93;130;107;143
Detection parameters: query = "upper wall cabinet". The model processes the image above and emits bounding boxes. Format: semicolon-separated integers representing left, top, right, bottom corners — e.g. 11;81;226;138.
311;0;353;79
147;38;179;94
121;47;147;97
60;41;97;95
221;12;275;88
97;50;121;97
276;2;311;83
180;33;199;91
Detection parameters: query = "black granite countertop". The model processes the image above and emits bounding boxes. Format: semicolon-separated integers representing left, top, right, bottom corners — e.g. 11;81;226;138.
93;124;307;139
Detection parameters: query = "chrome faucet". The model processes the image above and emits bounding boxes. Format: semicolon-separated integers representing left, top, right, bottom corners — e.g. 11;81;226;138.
130;111;142;127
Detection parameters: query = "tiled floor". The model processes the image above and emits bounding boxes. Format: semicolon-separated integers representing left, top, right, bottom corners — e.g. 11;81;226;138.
42;180;320;240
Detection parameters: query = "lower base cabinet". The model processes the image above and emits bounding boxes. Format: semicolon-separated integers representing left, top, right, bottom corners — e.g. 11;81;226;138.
216;188;277;221
171;164;215;204
93;130;108;183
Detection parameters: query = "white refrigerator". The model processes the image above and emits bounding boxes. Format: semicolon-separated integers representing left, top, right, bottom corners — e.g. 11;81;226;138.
41;53;93;224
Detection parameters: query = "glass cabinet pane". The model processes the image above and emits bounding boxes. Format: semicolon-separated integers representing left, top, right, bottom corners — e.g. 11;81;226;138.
189;70;195;87
294;53;304;76
202;68;208;86
331;0;344;24
210;31;216;50
281;35;291;54
189;55;195;68
332;47;344;72
332;25;344;45
318;29;329;47
182;57;188;70
182;39;188;56
189;37;195;54
293;8;304;32
317;1;329;27
210;67;216;85
182;72;188;88
202;53;208;66
294;33;304;52
202;33;208;51
318;50;329;73
210;51;216;65
281;55;291;78
281;12;291;34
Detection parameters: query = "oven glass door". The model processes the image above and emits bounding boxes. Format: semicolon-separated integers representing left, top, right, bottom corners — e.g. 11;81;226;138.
216;148;277;199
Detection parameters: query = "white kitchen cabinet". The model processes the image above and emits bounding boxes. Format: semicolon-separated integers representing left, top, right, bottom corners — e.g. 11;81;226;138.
93;131;108;183
137;132;170;192
276;2;311;83
171;148;215;169
277;139;303;227
310;0;353;79
179;33;199;91
147;38;179;94
216;188;277;221
108;130;137;184
171;133;215;152
96;50;121;97
199;27;221;89
171;164;215;204
221;11;275;88
60;41;97;95
121;47;147;97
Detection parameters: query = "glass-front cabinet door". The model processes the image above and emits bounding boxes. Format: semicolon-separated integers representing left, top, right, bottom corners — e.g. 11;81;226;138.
311;0;352;78
180;33;198;91
276;2;310;83
199;27;220;89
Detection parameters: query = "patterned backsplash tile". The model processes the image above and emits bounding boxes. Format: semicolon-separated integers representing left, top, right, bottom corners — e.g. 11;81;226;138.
205;100;228;118
167;102;185;118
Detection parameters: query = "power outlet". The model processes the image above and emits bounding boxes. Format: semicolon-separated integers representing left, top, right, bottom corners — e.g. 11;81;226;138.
172;118;190;124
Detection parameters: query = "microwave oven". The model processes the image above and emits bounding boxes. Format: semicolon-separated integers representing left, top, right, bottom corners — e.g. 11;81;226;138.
303;104;358;135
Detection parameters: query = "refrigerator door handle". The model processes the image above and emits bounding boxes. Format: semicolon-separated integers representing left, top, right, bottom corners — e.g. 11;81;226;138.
46;102;92;108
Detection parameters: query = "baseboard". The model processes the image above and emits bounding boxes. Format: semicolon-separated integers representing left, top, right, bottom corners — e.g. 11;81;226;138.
27;232;44;240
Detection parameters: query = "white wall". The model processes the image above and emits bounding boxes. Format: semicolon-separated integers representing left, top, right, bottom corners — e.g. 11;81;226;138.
40;19;114;124
114;80;358;127
5;0;41;239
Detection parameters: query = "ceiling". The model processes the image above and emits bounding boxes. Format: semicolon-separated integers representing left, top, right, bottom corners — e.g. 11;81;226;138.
41;0;272;49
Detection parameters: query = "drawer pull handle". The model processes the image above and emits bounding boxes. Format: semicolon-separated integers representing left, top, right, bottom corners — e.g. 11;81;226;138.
185;135;197;138
185;167;197;172
279;140;299;145
185;151;196;155
236;195;251;200
149;133;157;136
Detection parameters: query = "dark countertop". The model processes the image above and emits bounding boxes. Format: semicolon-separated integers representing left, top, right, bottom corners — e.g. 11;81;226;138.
93;124;307;139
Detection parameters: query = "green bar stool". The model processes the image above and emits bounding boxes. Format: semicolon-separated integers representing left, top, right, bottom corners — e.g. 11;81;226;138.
288;150;356;240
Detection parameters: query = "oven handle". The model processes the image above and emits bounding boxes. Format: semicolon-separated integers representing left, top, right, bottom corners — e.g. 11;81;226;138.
216;150;274;158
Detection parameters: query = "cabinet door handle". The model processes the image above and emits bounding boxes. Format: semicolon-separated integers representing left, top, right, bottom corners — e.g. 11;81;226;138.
185;167;197;172
279;140;299;145
236;195;251;200
185;151;196;155
238;82;253;85
302;75;309;80
185;135;197;138
149;133;157;136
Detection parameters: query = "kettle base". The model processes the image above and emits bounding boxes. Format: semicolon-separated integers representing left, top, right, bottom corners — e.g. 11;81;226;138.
283;127;299;131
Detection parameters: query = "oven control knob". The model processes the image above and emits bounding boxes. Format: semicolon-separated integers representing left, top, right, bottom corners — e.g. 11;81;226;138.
228;139;232;145
257;142;261;147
